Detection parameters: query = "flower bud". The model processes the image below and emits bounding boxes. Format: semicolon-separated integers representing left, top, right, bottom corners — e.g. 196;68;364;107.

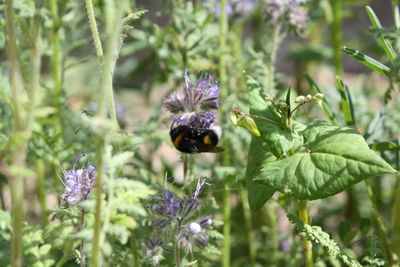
230;112;239;126
195;235;209;247
295;95;306;103
188;222;202;234
314;93;324;99
198;216;212;228
240;116;261;137
314;98;323;108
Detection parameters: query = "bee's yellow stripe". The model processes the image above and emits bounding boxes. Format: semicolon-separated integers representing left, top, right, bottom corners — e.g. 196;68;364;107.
203;135;212;145
173;133;184;148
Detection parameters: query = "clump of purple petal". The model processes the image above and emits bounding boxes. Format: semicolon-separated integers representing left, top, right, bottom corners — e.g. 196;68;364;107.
264;0;309;34
165;71;221;129
213;0;257;19
60;165;96;206
151;189;182;217
145;178;213;263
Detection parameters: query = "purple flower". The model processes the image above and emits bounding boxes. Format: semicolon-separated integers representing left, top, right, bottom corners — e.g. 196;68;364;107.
264;0;309;33
214;0;257;18
151;190;182;217
60;165;96;206
165;71;221;129
145;179;213;261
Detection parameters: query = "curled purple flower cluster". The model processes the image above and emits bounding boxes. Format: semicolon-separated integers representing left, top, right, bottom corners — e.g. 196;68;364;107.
214;0;257;18
264;0;309;34
60;165;96;206
165;71;220;129
145;179;212;263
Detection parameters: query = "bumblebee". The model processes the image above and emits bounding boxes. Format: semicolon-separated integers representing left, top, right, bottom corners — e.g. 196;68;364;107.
170;125;224;153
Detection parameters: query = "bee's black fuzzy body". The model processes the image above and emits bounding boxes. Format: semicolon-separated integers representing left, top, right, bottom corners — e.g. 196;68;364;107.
170;125;224;153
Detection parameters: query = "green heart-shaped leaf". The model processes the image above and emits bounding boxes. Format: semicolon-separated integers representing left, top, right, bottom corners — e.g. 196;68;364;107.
254;120;397;200
245;74;292;158
246;137;276;211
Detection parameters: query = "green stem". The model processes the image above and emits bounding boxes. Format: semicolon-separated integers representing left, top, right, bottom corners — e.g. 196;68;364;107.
36;160;48;226
183;154;188;189
392;175;400;256
266;202;278;265
90;1;126;265
5;0;29;266
175;239;181;267
265;25;281;93
80;209;86;267
330;0;343;75
366;181;394;264
91;140;104;267
50;0;63;134
55;242;74;267
219;0;228;102
298;200;313;267
85;0;104;63
240;188;256;265
219;3;232;266
130;230;140;267
223;186;231;267
85;0;119;128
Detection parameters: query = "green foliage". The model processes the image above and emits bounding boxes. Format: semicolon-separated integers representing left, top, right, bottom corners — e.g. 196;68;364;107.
254;120;396;199
288;214;362;267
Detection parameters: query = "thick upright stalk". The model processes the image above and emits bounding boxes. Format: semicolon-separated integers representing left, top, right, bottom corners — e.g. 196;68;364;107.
240;188;256;265
265;25;280;93
80;209;86;267
366;182;394;264
330;0;343;75
266;203;278;265
90;1;126;265
218;1;231;266
223;185;231;267
91;141;104;267
36;160;48;225
85;0;119;128
219;0;228;101
175;241;181;267
183;154;188;188
50;0;63;134
392;177;400;256
130;230;140;267
298;200;313;267
5;1;27;266
85;0;104;63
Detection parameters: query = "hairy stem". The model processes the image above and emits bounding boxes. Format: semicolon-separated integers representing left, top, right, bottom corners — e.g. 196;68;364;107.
91;141;104;267
298;200;313;267
130;230;140;267
265;25;280;93
240;188;256;265
36;160;48;225
223;186;231;267
175;240;181;267
90;1;126;265
80;209;86;267
266;202;278;265
219;2;232;266
5;0;30;265
85;0;119;128
366;181;394;264
392;176;400;256
183;154;188;189
330;0;343;75
219;0;228;101
85;0;104;63
50;0;63;134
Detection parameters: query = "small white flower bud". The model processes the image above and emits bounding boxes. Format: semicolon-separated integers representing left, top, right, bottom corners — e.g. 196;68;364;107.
188;222;202;234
